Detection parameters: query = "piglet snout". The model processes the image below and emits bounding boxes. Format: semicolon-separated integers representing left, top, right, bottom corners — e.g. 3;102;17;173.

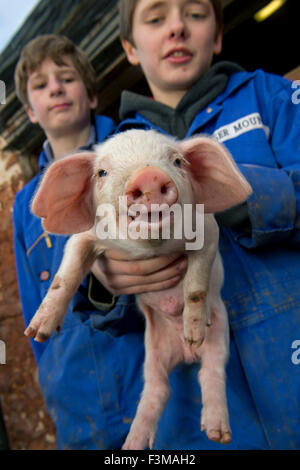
125;166;178;210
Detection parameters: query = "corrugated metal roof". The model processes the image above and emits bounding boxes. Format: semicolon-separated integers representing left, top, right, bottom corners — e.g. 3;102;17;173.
0;0;296;155
0;0;146;153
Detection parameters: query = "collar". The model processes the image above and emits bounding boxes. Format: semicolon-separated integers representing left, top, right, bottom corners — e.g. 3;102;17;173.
117;69;257;136
39;125;96;172
187;70;257;134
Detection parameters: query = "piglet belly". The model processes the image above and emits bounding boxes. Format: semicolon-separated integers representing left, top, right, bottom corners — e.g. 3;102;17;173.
139;283;202;365
139;282;184;317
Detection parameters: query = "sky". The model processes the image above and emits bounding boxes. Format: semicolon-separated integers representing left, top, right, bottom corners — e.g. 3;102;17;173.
0;0;40;54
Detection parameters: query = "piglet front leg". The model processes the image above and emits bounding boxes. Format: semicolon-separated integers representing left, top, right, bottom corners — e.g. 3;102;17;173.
183;214;219;349
25;232;100;342
25;274;72;342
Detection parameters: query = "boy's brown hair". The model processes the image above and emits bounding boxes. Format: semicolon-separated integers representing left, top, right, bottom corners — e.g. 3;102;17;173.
119;0;223;43
15;34;97;106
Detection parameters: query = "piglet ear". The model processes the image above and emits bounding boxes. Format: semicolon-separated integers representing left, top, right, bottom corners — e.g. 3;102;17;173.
179;136;252;213
32;153;96;235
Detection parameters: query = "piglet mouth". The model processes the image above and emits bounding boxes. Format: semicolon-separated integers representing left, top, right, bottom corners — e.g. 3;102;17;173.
128;208;172;227
126;208;175;242
129;211;161;222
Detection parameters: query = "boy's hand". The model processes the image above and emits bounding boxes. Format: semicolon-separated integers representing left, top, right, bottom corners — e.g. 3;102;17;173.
91;249;187;295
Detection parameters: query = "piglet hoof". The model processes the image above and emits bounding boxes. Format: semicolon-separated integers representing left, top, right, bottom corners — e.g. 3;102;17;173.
205;428;232;445
24;303;65;343
201;405;232;444
122;429;155;451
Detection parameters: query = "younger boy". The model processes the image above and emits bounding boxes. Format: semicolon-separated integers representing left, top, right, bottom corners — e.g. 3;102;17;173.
13;33;115;352
95;0;300;449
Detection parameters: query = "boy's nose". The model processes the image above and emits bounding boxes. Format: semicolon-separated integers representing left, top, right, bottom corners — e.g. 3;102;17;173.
48;77;64;95
168;12;187;40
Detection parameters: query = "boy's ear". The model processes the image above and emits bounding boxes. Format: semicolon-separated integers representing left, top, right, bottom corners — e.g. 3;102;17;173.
89;94;98;111
121;38;140;66
214;27;223;56
25;104;39;124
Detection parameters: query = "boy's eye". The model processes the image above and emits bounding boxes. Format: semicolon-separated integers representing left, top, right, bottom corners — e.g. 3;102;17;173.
186;11;206;19
98;169;108;177
61;76;75;83
147;16;163;24
33;83;46;89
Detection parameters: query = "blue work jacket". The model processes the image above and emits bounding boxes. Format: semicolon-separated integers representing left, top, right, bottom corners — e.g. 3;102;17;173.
13;72;300;450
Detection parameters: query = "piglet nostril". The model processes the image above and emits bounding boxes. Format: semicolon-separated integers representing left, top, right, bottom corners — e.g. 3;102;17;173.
161;185;167;194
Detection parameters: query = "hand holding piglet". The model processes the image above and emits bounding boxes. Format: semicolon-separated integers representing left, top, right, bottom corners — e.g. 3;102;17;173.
26;130;251;448
91;249;187;295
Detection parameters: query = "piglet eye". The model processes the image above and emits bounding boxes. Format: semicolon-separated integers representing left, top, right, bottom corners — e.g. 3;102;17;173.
173;158;181;168
98;169;108;177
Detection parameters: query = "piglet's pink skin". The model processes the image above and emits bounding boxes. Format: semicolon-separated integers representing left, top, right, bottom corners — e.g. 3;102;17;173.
27;130;252;448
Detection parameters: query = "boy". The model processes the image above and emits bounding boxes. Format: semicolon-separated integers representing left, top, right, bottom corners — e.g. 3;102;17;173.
13;34;115;355
94;0;300;449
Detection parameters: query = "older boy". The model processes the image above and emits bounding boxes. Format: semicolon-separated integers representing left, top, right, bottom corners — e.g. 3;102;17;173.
94;0;300;449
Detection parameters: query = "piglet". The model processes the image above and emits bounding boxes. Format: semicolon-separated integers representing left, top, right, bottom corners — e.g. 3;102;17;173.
25;129;252;449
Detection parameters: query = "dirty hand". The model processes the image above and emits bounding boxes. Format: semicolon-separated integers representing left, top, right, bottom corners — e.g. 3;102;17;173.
91;249;187;295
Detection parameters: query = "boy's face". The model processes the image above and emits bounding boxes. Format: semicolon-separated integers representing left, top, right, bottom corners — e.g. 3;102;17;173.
26;56;97;137
122;0;222;107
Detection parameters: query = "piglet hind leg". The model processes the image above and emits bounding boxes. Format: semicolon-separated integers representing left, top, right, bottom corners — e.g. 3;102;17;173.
25;233;99;342
198;296;232;444
122;304;181;450
183;215;219;350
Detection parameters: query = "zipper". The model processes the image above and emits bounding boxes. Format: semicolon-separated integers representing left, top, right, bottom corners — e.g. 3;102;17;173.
26;231;52;256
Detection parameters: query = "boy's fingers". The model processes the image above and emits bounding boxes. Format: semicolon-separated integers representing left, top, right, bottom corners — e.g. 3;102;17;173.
108;257;187;290
90;255;187;296
116;275;182;295
103;252;186;276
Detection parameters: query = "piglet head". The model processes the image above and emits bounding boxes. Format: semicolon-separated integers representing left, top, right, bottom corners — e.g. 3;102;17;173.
32;130;252;237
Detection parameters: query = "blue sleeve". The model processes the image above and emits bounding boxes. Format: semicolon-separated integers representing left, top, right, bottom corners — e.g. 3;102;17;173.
233;76;300;249
12;197;47;362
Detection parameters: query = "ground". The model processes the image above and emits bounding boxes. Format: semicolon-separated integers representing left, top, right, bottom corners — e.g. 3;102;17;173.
0;311;56;450
0;169;56;450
